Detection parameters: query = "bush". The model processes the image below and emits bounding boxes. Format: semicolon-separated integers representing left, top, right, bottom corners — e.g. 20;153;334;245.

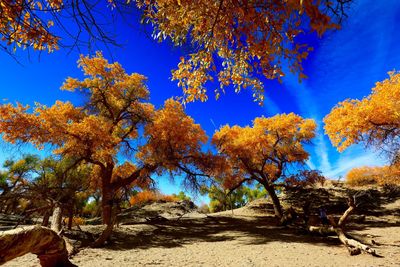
82;201;99;217
198;204;210;214
286;170;326;187
63;216;85;226
129;190;179;206
346;166;400;187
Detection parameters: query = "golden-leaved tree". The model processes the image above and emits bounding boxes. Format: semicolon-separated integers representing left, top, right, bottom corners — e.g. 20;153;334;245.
346;165;400;187
2;1;350;104
212;113;316;220
324;72;400;163
137;0;349;103
0;0;61;52
0;52;209;246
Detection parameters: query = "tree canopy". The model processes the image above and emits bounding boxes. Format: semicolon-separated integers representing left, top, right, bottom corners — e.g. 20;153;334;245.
212;113;316;219
0;52;211;245
137;0;350;103
324;72;400;163
1;0;351;102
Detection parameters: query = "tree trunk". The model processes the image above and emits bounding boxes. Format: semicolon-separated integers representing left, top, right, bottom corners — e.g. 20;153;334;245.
101;184;113;225
42;210;51;227
0;225;76;267
264;183;283;219
92;183;115;247
67;207;74;230
51;204;62;233
91;220;115;248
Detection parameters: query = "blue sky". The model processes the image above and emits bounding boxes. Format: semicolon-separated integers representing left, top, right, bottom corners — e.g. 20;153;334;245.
1;0;400;203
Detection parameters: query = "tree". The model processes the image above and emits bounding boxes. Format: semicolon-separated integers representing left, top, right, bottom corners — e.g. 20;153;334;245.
324;71;400;164
0;0;125;55
0;154;40;214
33;156;92;229
212;113;316;221
201;184;246;213
137;0;350;103
0;52;209;246
242;184;267;203
172;191;191;202
1;1;351;103
285;170;326;188
0;154;91;230
346;165;400;187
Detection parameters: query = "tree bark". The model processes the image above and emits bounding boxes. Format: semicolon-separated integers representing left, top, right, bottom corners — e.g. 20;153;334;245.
51;204;63;233
0;225;76;267
264;183;283;219
307;197;378;256
91;220;115;248
92;182;115;247
101;183;114;225
42;210;51;227
67;207;74;230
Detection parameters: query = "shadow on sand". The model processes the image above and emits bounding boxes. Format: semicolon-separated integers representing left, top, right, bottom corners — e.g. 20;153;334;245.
106;215;344;251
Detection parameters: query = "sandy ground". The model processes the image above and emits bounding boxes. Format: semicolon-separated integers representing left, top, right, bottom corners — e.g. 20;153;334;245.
3;212;400;267
3;197;400;267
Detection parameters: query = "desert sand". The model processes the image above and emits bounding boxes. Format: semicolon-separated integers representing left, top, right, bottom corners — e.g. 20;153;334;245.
2;199;400;267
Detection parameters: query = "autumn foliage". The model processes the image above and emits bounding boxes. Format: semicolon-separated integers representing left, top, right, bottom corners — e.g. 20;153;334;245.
346;166;400;187
0;0;61;52
324;71;400;163
212;113;316;219
137;0;346;103
129;191;179;206
0;52;211;246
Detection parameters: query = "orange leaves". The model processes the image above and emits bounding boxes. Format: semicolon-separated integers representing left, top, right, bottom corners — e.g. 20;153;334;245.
0;52;213;200
0;52;156;188
139;98;207;170
346;166;400;187
324;72;400;154
62;52;151;121
212;113;316;186
0;0;61;52
0;103;47;147
137;0;342;103
129;190;179;206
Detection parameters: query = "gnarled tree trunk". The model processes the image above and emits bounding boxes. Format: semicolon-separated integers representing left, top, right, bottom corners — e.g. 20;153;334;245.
0;225;76;267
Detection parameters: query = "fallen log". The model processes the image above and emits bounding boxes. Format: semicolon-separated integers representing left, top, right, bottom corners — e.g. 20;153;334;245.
0;225;76;267
307;196;378;256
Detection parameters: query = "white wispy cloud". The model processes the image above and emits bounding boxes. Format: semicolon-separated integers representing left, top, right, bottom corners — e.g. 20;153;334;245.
281;67;333;175
324;146;386;179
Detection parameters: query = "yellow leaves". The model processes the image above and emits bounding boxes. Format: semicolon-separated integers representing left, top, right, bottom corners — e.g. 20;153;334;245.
63;52;151;121
346;165;400;187
140;98;207;169
0;0;61;52
137;0;340;103
324;71;400;153
112;162;137;182
212;113;316;183
0;52;155;170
